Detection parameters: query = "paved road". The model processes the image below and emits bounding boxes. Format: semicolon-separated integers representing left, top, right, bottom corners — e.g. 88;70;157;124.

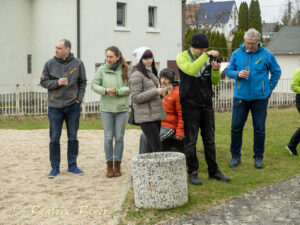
170;175;300;225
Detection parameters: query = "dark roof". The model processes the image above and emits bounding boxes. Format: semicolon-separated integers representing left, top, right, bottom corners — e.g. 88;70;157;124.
267;26;300;54
197;1;235;24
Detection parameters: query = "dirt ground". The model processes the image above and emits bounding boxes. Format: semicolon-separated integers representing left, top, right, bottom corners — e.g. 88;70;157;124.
0;129;141;225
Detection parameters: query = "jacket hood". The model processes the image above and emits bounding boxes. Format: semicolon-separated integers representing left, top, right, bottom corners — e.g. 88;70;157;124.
172;81;179;87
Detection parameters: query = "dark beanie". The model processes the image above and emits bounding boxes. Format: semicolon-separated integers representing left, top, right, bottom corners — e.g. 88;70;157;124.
191;33;209;49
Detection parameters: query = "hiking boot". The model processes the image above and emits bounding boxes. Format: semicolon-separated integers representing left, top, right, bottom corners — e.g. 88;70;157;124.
229;157;241;168
254;158;264;169
286;145;298;156
68;166;84;175
188;171;202;185
113;161;122;177
106;161;114;178
48;169;60;179
209;171;230;182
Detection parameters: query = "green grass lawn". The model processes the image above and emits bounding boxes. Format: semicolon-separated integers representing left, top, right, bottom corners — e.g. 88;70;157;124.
0;108;299;224
0;114;139;130
119;108;300;225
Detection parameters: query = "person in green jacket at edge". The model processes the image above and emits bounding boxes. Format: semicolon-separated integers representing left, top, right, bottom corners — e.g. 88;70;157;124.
92;46;130;178
176;33;230;185
286;68;300;156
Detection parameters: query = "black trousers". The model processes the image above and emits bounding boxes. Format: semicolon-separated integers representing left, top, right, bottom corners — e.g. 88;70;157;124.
139;120;162;153
181;106;218;175
162;137;185;153
288;99;300;149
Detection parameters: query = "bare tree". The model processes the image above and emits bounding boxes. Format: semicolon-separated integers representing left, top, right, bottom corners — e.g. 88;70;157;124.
185;1;232;32
281;0;300;26
185;1;201;29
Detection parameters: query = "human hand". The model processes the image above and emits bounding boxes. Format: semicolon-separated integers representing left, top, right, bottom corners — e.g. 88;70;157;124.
157;87;167;95
211;60;221;71
174;135;183;141
106;88;116;94
238;70;249;79
207;50;219;57
58;78;68;86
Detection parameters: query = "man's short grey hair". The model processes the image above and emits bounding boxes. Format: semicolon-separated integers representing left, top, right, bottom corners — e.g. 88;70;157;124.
60;39;71;50
244;28;261;42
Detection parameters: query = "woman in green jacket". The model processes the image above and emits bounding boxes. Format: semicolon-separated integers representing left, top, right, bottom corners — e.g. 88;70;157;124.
286;68;300;156
92;46;130;177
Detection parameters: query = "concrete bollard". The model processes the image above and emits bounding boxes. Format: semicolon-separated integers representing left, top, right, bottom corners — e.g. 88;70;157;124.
132;152;188;209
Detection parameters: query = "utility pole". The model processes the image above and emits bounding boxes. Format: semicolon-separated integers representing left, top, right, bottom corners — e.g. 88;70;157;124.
288;0;292;26
182;0;187;50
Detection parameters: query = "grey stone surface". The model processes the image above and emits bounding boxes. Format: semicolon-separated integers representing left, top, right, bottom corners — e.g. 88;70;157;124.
132;152;188;209
168;175;300;225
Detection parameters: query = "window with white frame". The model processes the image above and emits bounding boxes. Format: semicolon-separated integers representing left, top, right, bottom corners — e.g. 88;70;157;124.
148;6;157;28
117;2;126;27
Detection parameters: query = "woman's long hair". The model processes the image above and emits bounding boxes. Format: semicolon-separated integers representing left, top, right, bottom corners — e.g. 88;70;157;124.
105;46;128;82
136;58;158;78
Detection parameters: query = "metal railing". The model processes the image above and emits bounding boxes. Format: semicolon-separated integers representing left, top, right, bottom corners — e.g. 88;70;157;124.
0;79;296;116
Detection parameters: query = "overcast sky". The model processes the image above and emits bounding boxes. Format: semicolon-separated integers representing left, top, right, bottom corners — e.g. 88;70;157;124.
187;0;295;23
234;0;288;23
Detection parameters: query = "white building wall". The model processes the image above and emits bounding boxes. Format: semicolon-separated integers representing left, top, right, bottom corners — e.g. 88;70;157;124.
276;55;300;79
31;0;77;85
1;0;182;87
0;0;32;86
81;0;182;82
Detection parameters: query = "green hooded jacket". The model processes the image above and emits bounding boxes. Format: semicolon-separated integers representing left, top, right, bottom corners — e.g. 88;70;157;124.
92;63;129;112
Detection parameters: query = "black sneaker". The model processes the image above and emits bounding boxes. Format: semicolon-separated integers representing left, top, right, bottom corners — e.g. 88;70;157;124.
229;157;241;168
188;171;202;185
286;145;298;156
209;171;230;182
254;158;264;169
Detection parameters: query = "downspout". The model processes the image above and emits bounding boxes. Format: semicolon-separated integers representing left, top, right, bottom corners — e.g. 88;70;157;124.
77;0;81;58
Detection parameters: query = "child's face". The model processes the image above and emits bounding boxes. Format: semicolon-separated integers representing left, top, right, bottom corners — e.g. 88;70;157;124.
160;77;171;86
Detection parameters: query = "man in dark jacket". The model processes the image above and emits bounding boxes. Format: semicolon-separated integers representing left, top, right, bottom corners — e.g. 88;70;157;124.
40;39;87;178
176;33;230;185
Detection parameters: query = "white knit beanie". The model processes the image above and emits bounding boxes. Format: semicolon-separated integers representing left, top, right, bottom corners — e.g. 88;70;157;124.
132;47;150;63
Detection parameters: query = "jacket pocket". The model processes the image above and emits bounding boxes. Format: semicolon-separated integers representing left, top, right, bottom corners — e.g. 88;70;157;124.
148;102;152;116
262;80;265;94
72;89;77;100
254;59;266;71
50;90;55;102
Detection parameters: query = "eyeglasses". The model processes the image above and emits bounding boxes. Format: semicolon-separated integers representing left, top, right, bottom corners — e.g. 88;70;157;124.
245;42;257;46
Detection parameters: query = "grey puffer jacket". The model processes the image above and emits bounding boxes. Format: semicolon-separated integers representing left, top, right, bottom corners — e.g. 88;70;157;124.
40;53;87;108
129;68;166;123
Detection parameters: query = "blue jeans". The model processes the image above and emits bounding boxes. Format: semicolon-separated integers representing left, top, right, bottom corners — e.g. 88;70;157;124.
230;98;269;159
100;111;128;162
48;102;81;170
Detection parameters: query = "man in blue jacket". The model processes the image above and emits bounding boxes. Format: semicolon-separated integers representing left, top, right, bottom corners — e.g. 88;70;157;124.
225;28;281;169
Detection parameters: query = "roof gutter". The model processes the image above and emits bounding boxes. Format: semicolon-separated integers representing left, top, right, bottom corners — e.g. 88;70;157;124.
77;0;81;58
272;52;300;55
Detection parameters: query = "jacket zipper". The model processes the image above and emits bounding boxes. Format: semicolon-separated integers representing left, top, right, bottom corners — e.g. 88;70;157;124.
262;80;265;95
248;54;252;97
